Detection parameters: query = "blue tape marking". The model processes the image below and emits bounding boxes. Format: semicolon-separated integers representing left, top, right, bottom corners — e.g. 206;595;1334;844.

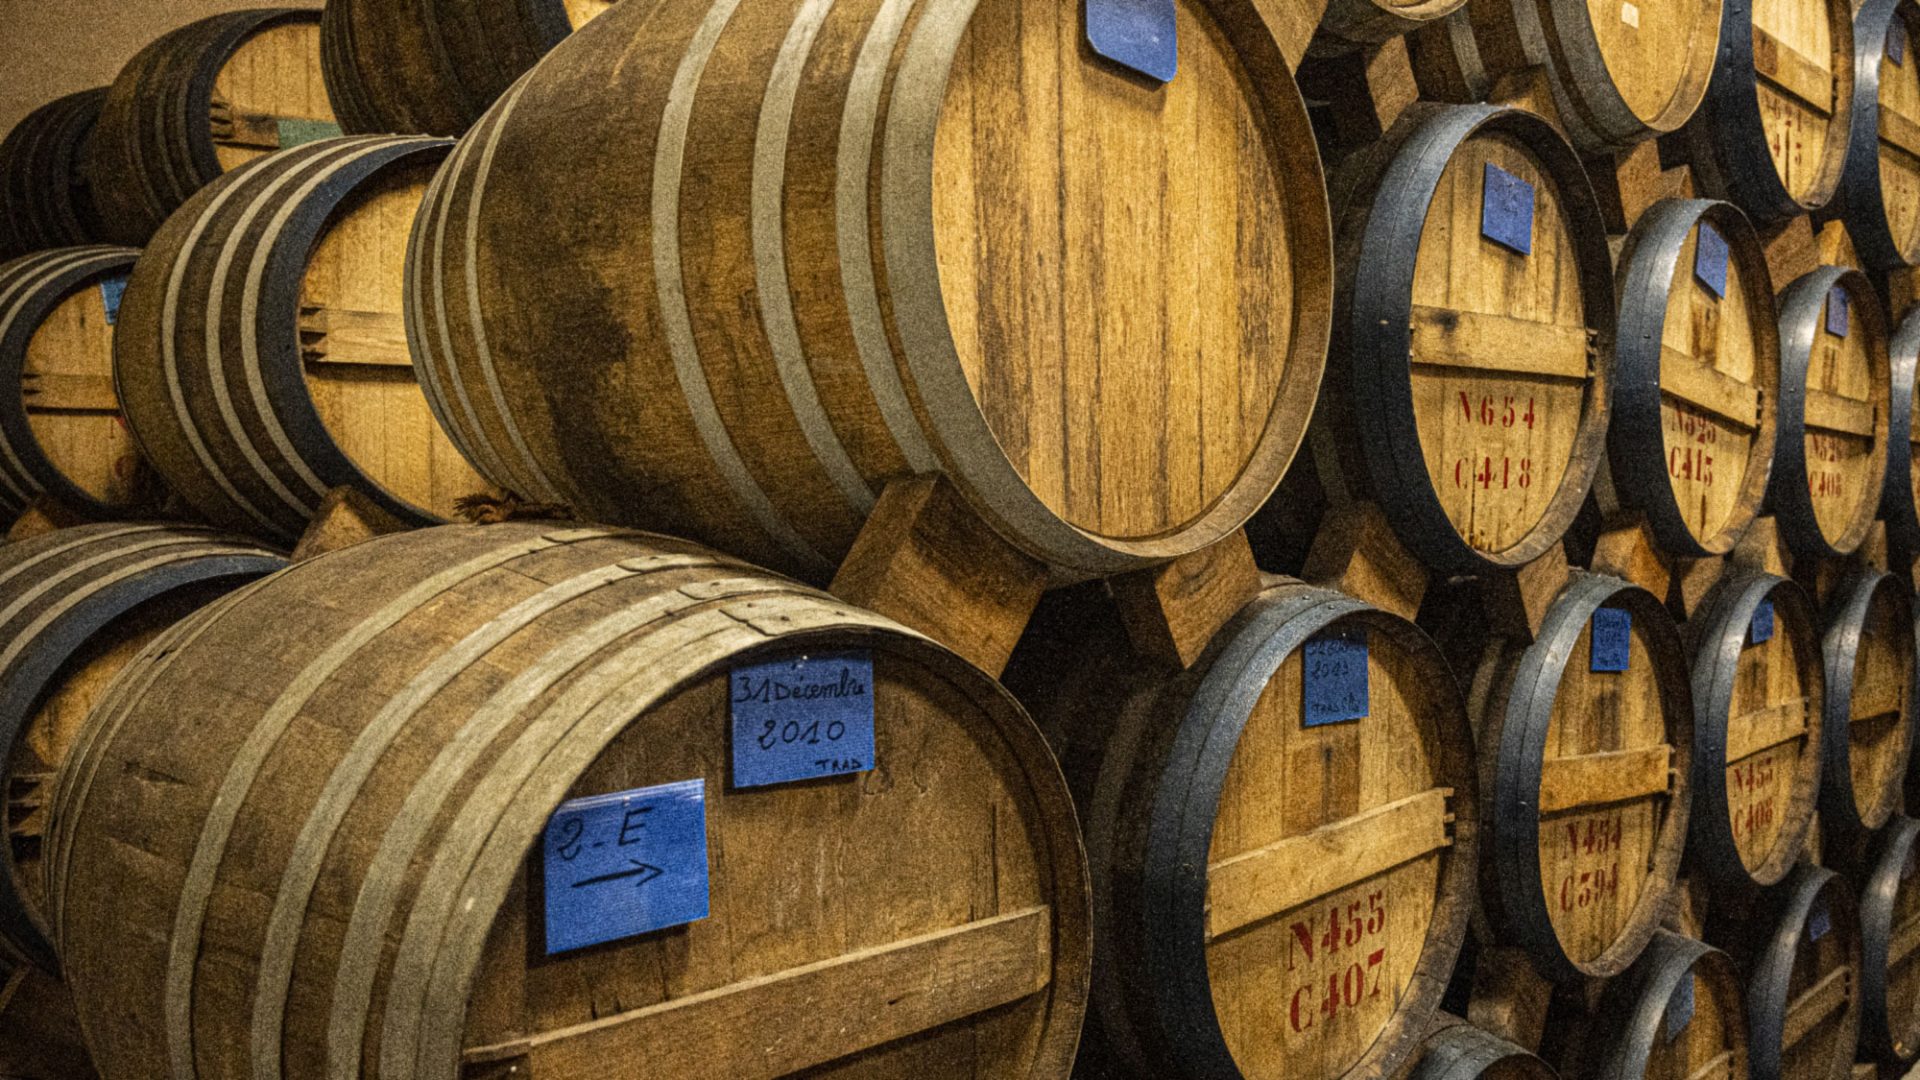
542;779;709;954
99;276;127;326
1828;286;1850;337
1481;162;1535;255
1085;0;1179;83
276;118;344;149
1751;599;1774;644
731;650;876;788
1666;976;1695;1041
1694;222;1728;298
1891;22;1907;65
1592;608;1632;672
1808;898;1831;941
1303;631;1369;727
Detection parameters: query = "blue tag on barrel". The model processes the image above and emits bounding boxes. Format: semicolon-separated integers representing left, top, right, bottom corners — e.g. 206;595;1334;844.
1481;162;1535;255
1085;0;1179;83
1892;22;1907;65
1809;897;1831;941
1666;976;1695;1041
276;118;344;149
99;275;127;325
1303;631;1369;726
1694;222;1728;298
1750;599;1774;644
1828;286;1850;337
731;650;875;788
1592;608;1631;672
542;779;709;954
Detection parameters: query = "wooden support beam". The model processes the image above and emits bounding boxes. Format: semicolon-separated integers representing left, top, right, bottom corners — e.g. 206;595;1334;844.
1410;306;1594;380
1724;698;1811;763
20;372;118;413
1802;389;1876;438
1660;347;1762;429
1781;964;1851;1049
1753;27;1836;116
1110;530;1262;670
1538;744;1673;814
299;306;415;368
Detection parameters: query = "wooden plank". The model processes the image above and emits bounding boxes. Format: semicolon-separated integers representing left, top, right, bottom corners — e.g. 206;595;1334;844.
460;906;1053;1079
1538;744;1672;814
1204;787;1452;941
1890;914;1920;966
1111;530;1262;670
1803;388;1876;438
1725;697;1811;763
1660;346;1761;428
298;306;415;368
1882;106;1920;161
1409;305;1593;381
1754;26;1836;116
1686;1050;1737;1080
208;101;281;150
20;372;119;413
1781;964;1851;1049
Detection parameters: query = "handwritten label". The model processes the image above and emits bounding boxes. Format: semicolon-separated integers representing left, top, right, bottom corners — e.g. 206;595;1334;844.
1694;222;1728;298
99;275;127;325
1892;22;1907;65
1303;631;1369;727
1666;975;1695;1041
542;779;709;954
1750;599;1774;644
1827;286;1850;338
731;651;875;788
1808;897;1831;941
1591;608;1631;672
1481;163;1535;255
277;118;344;149
1085;0;1178;83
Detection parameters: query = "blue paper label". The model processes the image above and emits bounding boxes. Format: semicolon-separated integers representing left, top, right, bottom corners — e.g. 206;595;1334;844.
1666;975;1695;1041
1303;631;1369;727
542;779;709;954
1592;608;1632;672
1809;898;1831;941
731;650;875;788
1481;163;1535;255
277;118;344;149
1891;22;1907;65
1828;286;1850;337
1085;0;1179;83
1694;222;1728;298
99;275;127;325
1750;599;1775;644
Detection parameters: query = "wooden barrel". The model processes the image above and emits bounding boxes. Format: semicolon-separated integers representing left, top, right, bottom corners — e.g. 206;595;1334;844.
1859;815;1920;1069
1710;864;1862;1080
1882;304;1920;548
1609;199;1780;557
0;245;162;526
406;0;1332;584
1319;0;1471;52
1838;0;1920;271
1569;930;1750;1080
322;0;616;136
1402;1015;1555;1080
113;135;487;545
45;522;1090;1080
1685;572;1822;894
1016;579;1475;1079
85;9;337;247
1687;0;1857;223
1768;267;1890;560
1315;103;1613;574
0;90;107;261
1818;570;1916;851
0;522;284;973
1456;0;1721;152
1472;573;1692;981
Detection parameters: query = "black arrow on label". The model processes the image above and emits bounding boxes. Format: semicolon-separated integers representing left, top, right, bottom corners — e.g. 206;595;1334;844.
571;860;665;889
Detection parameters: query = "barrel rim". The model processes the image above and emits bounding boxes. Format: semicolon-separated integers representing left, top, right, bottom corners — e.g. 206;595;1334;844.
1609;197;1779;557
1746;863;1861;1080
1406;1016;1553;1080
1839;0;1920;271
1860;814;1920;1066
1534;0;1723;151
1818;568;1917;844
1591;928;1747;1079
1882;306;1920;546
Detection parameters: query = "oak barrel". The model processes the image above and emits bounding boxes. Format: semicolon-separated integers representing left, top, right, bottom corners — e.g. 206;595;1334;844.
0;245;161;525
114;136;487;545
86;9;337;247
322;0;616;136
1609;199;1779;557
1859;815;1920;1070
1315;103;1613;574
1471;573;1692;981
1838;0;1920;271
1881;305;1920;547
45;522;1090;1080
1568;930;1750;1080
1320;0;1471;52
406;0;1333;583
1686;0;1857;223
0;522;285;972
1709;864;1862;1080
1768;267;1890;560
1817;570;1916;852
1401;1014;1555;1080
1456;0;1722;152
1685;572;1822;893
1014;578;1475;1079
0;90;107;261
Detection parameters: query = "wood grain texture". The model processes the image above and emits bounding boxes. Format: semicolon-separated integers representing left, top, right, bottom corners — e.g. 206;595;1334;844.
1563;932;1748;1080
46;523;1088;1080
406;0;1332;583
1709;866;1861;1080
1820;572;1915;847
1858;817;1920;1071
